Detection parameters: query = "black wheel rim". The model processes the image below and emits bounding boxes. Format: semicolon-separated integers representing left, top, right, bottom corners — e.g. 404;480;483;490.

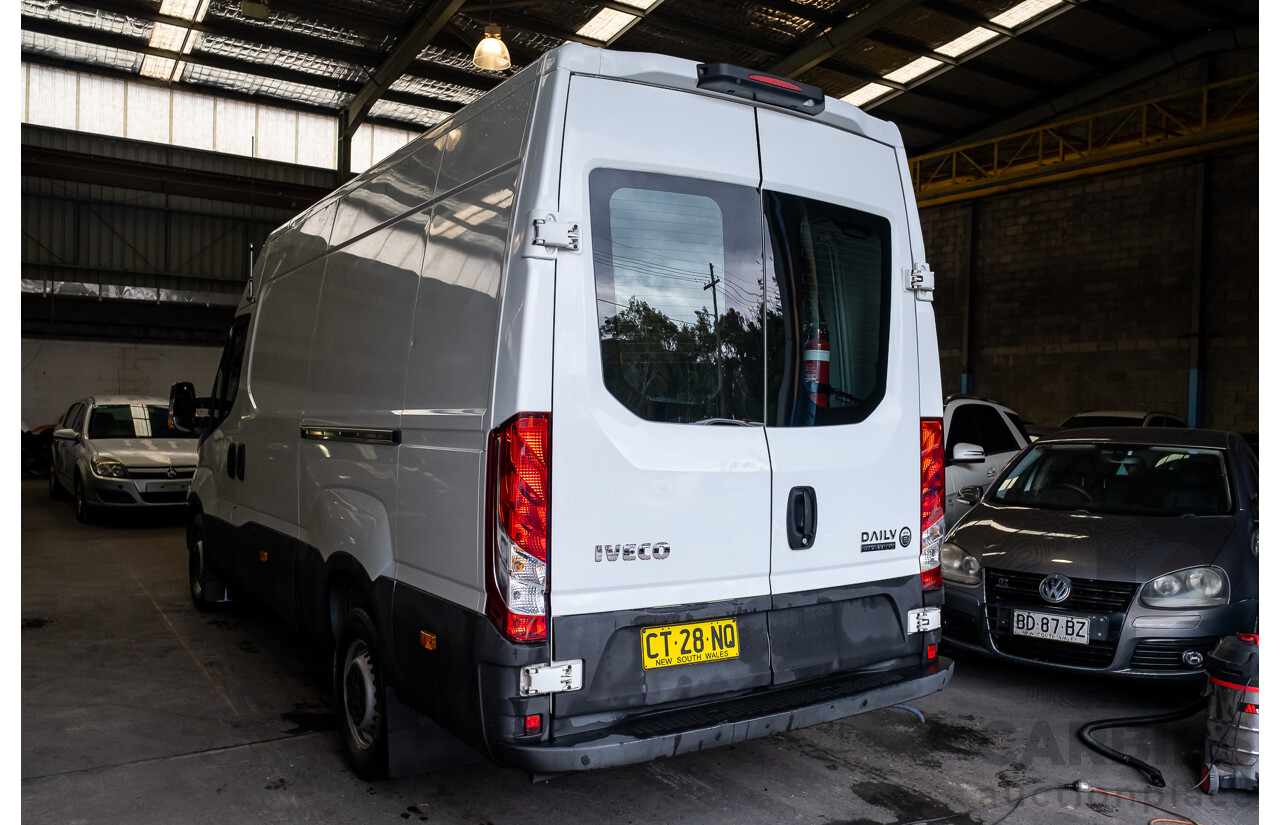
342;638;379;750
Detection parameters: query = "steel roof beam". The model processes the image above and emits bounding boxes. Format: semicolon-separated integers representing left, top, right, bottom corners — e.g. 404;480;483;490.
768;0;926;78
1076;1;1177;39
79;0;498;97
854;0;1088;117
922;0;1101;68
22;15;463;118
339;0;467;154
935;24;1259;151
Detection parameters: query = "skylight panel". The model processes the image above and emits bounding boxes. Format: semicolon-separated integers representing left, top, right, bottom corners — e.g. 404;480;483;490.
840;83;892;107
884;57;942;84
576;0;660;44
992;0;1064;29
936;27;1000;58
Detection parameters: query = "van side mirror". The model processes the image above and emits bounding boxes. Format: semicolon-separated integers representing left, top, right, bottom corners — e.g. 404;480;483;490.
951;442;986;463
170;382;197;433
957;485;984;505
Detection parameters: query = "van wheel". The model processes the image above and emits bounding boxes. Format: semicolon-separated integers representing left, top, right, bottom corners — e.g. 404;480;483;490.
335;607;389;780
74;475;94;524
188;516;225;611
48;466;66;500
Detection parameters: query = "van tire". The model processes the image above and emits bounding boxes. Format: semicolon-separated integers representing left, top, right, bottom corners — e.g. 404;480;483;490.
74;475;94;524
335;606;389;780
188;516;225;611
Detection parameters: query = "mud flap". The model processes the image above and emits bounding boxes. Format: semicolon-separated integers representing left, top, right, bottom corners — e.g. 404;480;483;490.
385;685;483;778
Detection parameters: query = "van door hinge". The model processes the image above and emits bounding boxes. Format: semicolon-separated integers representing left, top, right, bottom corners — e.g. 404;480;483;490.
907;262;935;301
519;659;583;696
531;214;580;252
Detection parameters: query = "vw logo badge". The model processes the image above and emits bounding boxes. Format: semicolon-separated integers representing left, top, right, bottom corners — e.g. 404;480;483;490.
166;467;178;479
1039;573;1072;604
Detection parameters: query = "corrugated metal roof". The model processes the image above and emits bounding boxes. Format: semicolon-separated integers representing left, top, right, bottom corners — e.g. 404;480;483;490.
19;0;1259;154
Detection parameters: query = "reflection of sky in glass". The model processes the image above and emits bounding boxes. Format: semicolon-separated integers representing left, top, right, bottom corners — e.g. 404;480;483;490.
602;189;728;327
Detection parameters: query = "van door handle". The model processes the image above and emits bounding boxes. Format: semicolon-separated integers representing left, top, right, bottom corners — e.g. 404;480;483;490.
786;486;818;550
226;442;246;481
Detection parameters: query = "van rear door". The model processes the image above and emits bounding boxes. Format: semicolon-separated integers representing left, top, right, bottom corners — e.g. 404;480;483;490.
548;75;775;714
756;110;925;683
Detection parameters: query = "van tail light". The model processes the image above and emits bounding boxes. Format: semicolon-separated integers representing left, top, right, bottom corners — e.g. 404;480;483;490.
920;418;944;591
485;413;551;642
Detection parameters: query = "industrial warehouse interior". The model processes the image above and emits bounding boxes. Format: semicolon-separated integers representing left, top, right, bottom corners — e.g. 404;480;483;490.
18;1;1263;824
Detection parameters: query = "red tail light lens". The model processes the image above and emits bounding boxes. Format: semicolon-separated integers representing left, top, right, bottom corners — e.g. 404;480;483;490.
920;418;944;590
486;414;551;642
499;416;550;563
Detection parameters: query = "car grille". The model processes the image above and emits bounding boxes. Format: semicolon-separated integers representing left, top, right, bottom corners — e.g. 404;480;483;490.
985;568;1137;613
991;632;1118;668
1129;637;1220;671
128;467;196;480
941;607;982;646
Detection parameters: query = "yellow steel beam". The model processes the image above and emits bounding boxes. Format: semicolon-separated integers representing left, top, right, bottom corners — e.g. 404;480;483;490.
910;74;1258;208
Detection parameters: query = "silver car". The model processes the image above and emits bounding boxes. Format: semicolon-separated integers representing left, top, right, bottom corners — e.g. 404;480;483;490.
941;428;1258;679
48;395;199;523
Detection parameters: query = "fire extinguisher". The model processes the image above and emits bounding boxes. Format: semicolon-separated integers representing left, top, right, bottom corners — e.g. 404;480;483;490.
803;322;830;408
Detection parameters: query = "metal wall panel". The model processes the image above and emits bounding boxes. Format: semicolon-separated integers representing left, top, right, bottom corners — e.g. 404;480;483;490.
172;89;216;151
126;83;171;144
78;75;125;137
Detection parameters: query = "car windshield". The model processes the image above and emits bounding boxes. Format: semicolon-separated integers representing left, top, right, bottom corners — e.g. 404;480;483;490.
87;404;195;439
990;442;1232;516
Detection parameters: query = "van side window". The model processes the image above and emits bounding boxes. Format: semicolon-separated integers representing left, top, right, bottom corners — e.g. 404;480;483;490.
764;192;890;427
591;169;766;424
209;315;251;426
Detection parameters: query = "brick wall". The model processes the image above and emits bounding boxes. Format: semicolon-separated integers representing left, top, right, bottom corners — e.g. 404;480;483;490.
920;144;1257;434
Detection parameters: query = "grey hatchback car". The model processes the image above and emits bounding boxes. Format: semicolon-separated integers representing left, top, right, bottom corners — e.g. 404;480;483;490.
941;428;1258;679
48;395;199;523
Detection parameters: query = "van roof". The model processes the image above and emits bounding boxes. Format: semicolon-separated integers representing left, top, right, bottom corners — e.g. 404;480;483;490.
549;43;904;149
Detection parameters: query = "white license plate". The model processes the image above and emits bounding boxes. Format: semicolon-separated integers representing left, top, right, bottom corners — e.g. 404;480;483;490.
1012;610;1090;645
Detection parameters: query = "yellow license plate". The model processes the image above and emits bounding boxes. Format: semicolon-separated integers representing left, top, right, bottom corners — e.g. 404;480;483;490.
641;617;739;670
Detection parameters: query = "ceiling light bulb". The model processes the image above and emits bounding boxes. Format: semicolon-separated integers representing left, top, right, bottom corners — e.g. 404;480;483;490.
473;26;511;71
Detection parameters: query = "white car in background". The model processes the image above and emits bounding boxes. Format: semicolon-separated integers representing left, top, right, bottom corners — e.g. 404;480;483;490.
48;395;199;523
943;395;1030;527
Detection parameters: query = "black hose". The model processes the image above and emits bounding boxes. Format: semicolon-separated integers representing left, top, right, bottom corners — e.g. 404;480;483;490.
1077;697;1208;787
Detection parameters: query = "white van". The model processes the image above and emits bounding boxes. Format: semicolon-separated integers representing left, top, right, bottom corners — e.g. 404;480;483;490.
171;44;951;780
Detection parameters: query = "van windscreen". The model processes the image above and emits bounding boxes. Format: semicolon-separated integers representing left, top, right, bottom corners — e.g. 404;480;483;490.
590;169;891;427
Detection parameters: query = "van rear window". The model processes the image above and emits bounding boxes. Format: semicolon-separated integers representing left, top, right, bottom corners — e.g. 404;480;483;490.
590;170;890;427
592;170;765;424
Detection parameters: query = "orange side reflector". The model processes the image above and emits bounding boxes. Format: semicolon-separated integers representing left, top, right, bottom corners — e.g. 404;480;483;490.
419;631;437;650
259;550;268;562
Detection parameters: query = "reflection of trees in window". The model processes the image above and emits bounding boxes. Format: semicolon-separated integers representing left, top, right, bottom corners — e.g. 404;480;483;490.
599;296;769;424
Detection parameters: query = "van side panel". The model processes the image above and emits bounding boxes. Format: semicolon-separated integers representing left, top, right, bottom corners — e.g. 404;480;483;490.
297;212;427;594
394;75;536;617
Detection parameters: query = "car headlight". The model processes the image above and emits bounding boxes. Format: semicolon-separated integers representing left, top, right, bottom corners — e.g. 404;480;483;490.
91;456;130;479
1140;566;1229;608
941;542;982;587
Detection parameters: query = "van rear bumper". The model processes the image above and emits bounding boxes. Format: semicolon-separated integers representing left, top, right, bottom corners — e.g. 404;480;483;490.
491;657;952;774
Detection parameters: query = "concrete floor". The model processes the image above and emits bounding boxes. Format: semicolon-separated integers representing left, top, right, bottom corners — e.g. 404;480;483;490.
21;477;1260;824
